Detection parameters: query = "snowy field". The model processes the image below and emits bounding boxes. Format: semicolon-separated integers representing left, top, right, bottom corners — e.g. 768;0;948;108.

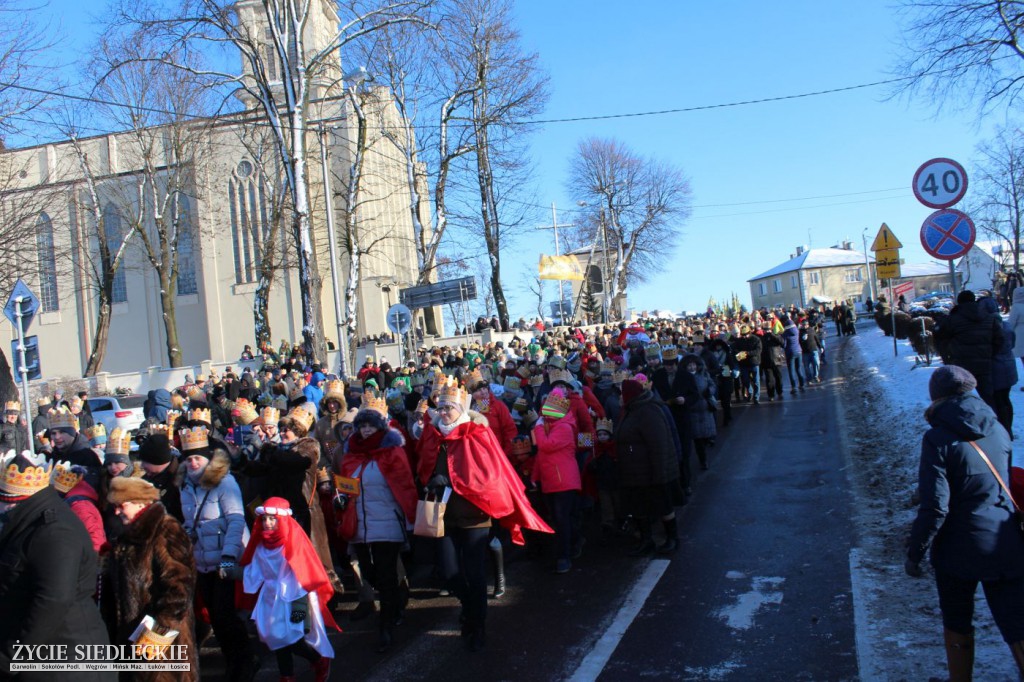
841;319;1023;681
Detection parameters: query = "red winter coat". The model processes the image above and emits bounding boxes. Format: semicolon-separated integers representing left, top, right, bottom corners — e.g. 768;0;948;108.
338;427;418;525
474;391;517;456
64;479;107;554
532;415;581;493
581;386;606;420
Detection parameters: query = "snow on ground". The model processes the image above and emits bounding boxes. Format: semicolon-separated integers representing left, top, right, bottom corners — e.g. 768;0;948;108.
840;319;1022;681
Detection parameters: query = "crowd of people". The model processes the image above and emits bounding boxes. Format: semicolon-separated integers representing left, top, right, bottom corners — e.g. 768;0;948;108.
0;305;844;680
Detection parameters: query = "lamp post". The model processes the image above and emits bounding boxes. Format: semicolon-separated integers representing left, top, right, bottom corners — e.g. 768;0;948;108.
861;227;877;307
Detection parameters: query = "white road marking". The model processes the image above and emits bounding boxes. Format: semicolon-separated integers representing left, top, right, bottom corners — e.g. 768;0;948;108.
567;558;671;682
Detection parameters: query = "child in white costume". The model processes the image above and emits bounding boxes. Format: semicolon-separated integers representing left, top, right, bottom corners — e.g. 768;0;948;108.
240;497;338;682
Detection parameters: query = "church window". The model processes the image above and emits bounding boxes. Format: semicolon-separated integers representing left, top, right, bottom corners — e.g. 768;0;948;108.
176;195;198;295
36;212;58;312
102;203;128;304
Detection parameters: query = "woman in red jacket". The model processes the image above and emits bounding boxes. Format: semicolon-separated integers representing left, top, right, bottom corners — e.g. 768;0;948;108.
532;388;581;574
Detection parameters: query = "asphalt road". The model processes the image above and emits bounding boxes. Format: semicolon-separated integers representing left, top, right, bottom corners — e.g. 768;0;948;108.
202;334;860;681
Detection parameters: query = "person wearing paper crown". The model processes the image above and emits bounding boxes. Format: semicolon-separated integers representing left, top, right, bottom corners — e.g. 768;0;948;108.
334;394;417;653
46;406;102;469
0;451;114;680
255;407;340;596
51;460;107;554
0;400;27;455
239;498;337;682
465;368;517;457
415;375;552;652
176;424;258;682
103;477;198;681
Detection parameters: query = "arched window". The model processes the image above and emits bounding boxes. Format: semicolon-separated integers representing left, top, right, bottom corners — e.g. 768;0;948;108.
229;161;269;285
176;196;198;295
35;212;58;312
102;203;128;304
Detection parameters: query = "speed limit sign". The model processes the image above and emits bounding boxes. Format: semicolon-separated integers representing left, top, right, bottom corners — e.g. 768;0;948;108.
913;158;968;209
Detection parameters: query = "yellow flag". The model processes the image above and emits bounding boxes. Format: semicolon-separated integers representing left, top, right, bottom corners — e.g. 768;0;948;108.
538;255;585;281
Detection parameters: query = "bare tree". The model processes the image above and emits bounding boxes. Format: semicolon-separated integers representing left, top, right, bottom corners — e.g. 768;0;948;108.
107;0;432;364
566;137;692;319
892;0;1024;112
446;0;547;329
88;40;216;367
519;264;544;322
971;123;1024;272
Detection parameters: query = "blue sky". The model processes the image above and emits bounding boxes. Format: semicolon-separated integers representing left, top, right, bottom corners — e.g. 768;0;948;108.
36;0;1000;318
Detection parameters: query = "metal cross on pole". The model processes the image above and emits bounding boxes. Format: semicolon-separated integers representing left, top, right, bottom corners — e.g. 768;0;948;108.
536;203;574;323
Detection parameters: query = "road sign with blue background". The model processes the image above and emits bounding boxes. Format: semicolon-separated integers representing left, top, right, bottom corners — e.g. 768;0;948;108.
919;209;976;261
3;279;39;332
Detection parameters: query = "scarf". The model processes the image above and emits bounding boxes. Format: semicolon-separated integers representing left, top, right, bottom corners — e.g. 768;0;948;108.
437;410;470;436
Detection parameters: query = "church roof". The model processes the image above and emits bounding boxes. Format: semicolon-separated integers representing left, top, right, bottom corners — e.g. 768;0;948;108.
749;247;873;281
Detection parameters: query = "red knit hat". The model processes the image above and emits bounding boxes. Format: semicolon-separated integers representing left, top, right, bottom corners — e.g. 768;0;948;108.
621;379;644;406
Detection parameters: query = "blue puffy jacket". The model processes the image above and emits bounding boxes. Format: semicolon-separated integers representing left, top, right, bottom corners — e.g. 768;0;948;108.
780;322;802;358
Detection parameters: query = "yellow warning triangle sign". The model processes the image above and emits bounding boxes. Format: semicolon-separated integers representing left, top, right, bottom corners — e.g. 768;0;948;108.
870;223;903;251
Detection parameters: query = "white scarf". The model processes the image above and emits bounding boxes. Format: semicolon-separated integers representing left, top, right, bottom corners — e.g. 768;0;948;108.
437;410;470;436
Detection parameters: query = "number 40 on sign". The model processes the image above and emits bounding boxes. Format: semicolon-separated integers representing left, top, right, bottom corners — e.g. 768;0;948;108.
913;158;968;209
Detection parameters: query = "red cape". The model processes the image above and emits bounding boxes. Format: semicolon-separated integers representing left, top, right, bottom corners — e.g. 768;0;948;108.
418;418;552;545
239;502;340;631
338;428;418;523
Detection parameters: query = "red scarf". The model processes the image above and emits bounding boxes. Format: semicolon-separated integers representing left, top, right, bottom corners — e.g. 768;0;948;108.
239;497;340;631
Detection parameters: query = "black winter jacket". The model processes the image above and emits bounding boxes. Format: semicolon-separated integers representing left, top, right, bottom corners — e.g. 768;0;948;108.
615;391;677;488
934;301;1003;392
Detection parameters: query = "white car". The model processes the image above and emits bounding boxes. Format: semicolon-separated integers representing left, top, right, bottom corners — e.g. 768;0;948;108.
86;395;147;437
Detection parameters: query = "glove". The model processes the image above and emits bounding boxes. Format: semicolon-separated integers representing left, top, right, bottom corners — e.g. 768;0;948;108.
290;598;308;623
218;557;239;580
904;558;924;578
426;474;450;497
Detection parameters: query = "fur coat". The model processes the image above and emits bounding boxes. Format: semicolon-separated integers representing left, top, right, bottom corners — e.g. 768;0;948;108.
106;502;198;681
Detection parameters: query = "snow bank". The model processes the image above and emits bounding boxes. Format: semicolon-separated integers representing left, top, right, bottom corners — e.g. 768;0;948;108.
842;322;1021;680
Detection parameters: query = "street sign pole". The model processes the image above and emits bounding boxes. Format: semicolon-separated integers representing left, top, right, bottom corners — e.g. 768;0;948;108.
15;298;33;455
890;281;897;357
949;260;957;295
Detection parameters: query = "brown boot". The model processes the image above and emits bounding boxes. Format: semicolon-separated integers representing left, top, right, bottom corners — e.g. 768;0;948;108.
943;628;974;682
1009;640;1024;676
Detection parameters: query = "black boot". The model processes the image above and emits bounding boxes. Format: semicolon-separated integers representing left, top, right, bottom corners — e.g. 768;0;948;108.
628;519;655;556
657;517;679;554
376;602;396;653
489;537;506;598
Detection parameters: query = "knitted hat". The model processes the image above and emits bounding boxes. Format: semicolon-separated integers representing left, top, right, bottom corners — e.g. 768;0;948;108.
928;365;978;401
139;434;173;466
107;477;161;507
541;388;570;420
352;406;389;432
621;379;644;406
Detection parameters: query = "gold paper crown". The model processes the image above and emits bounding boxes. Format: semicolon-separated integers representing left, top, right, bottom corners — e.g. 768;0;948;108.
186;385;204;400
360;392;389;417
662;346;679;361
36;397;50;407
189;407;211;424
646;343;662;355
503;376;522;391
0;451;52;499
166;410;182;430
464;368;486;390
84;423;107;442
4;400;19;412
510;438;533;456
47;407;79;431
324;380;346;401
69;396;83;410
600;361;617;375
436;376;471;412
51;460;83;494
107;427;133;456
148;423;171;436
232;399;258;426
178;426;210;452
259;406;281;425
595;418;614;434
548;368;574;387
287;408;316;433
612;370;630;385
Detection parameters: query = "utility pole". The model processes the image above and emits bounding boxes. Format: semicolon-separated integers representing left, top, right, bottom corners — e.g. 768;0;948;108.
318;123;349;378
536;203;574;323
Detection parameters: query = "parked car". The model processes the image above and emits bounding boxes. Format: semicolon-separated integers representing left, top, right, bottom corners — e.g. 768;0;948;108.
86;394;146;437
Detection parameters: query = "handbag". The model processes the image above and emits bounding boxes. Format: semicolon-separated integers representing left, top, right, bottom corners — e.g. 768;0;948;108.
413;487;451;538
967;441;1024;533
